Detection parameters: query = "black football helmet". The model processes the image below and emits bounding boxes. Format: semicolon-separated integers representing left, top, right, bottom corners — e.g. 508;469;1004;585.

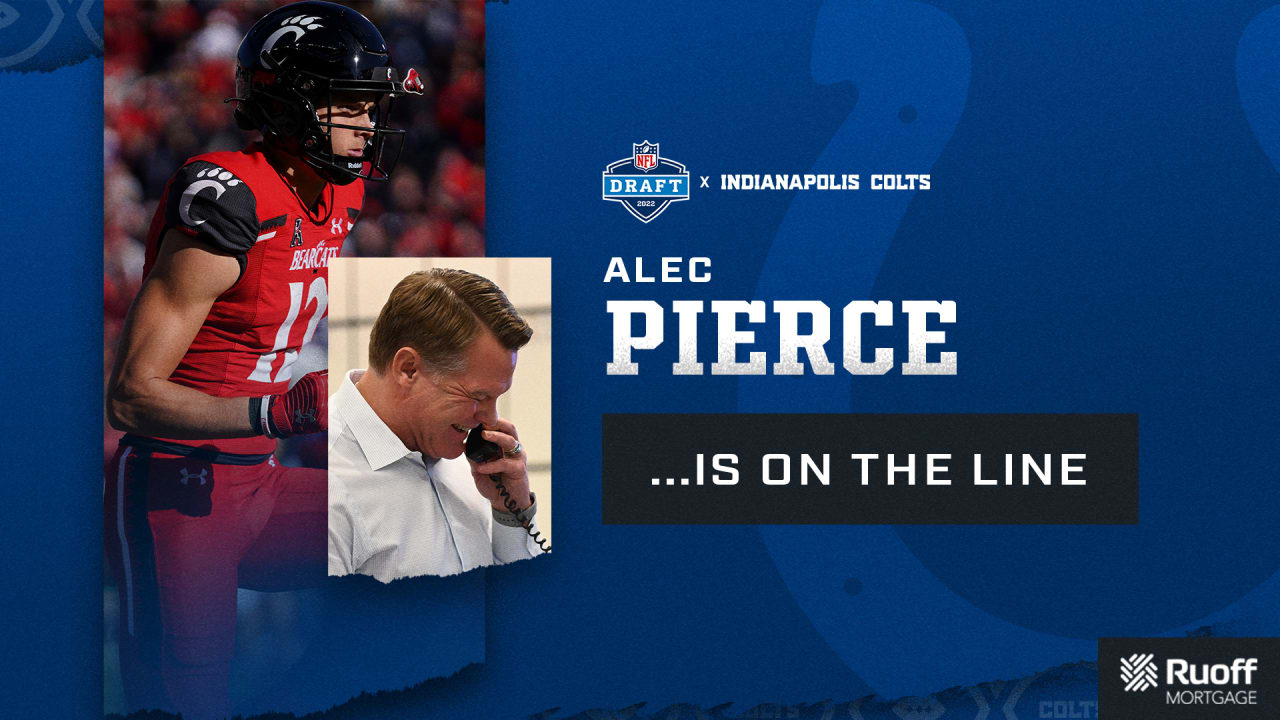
229;1;424;185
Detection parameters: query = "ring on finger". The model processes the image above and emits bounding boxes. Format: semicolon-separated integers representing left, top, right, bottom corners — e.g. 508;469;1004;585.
504;441;523;457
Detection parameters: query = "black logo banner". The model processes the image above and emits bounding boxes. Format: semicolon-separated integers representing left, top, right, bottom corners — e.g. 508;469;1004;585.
1099;637;1280;719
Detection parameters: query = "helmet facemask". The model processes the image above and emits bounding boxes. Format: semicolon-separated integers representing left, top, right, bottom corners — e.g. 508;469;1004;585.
235;59;417;186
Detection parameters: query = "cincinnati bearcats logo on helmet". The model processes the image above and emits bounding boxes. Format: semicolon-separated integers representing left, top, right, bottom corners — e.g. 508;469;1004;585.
262;14;324;55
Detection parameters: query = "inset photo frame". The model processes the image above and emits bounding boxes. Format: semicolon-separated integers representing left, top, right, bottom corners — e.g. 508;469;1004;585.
327;257;551;581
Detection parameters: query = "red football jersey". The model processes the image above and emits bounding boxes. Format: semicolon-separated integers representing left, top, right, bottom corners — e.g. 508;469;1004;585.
141;142;363;453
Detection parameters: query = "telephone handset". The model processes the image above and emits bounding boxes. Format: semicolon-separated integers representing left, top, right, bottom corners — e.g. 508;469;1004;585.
465;425;551;553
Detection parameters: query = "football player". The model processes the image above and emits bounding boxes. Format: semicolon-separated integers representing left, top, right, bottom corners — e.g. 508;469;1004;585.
103;3;422;717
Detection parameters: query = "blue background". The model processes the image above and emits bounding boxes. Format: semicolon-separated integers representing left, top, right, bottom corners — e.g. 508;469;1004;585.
9;0;1280;716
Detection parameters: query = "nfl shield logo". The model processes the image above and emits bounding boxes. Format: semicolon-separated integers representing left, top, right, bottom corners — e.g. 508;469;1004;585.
603;140;690;223
633;141;659;171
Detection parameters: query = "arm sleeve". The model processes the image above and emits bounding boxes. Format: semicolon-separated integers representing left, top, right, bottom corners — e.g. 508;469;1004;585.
327;479;356;576
163;161;259;259
490;494;545;564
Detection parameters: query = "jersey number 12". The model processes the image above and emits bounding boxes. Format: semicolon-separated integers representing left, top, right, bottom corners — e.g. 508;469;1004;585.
247;277;327;384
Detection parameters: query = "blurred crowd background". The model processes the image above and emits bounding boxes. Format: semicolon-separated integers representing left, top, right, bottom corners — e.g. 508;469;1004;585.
102;2;484;713
104;0;484;455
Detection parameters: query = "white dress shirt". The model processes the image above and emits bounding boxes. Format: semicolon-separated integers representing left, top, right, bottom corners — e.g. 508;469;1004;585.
328;369;543;581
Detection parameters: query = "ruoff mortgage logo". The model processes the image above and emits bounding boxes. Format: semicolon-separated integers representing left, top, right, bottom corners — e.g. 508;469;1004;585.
1100;638;1279;718
601;141;690;223
1121;652;1158;692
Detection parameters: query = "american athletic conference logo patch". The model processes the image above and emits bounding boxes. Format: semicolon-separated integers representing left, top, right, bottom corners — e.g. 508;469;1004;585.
602;141;690;223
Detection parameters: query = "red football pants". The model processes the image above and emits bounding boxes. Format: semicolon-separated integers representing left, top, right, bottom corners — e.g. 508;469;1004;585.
103;442;325;720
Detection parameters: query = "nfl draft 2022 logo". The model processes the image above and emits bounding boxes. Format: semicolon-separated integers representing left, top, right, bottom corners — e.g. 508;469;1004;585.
602;141;690;223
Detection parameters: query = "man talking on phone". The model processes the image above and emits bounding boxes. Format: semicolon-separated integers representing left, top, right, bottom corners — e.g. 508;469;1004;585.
327;268;545;581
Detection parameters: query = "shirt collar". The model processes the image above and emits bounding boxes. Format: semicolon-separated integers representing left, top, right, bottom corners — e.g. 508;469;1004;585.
335;369;415;471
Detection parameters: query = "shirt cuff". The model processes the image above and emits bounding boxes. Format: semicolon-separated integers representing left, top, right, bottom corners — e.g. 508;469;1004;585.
493;492;537;527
